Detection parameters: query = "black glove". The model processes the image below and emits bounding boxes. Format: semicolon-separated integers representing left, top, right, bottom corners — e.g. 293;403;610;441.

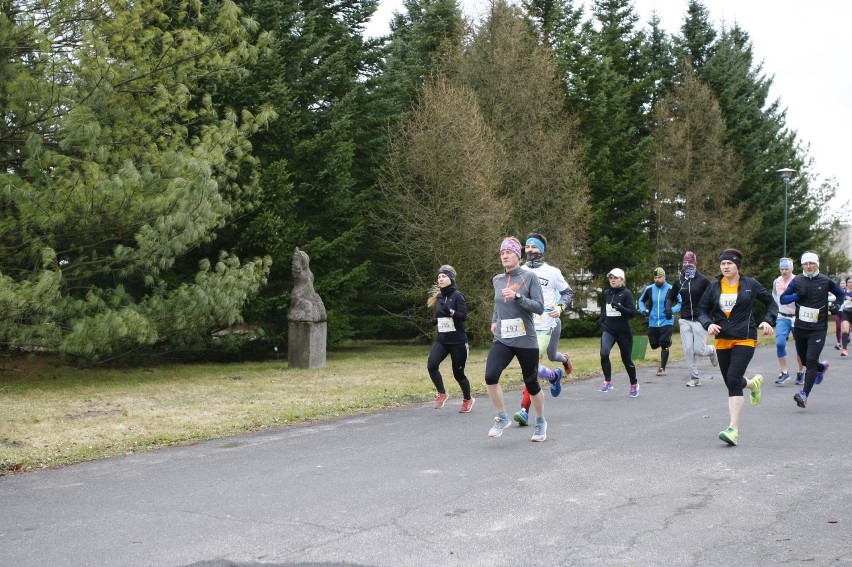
610;301;622;312
664;309;672;319
828;302;840;315
640;310;649;318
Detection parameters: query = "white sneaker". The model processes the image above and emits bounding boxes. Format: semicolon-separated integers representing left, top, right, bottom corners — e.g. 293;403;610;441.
686;378;701;387
530;417;547;442
709;346;718;367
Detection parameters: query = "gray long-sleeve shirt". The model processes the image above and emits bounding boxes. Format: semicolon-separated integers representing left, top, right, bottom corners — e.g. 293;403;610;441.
491;267;544;349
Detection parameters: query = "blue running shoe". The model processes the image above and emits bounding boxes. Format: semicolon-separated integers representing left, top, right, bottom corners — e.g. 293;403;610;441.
629;384;639;398
815;360;829;385
488;412;511;438
795;372;804;386
550;367;563;397
599;381;613;392
775;371;790;384
513;408;529;426
794;390;808;408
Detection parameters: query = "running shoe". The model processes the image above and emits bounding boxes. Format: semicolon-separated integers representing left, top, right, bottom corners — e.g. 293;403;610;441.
686;378;701;387
550;367;563;397
709;346;719;367
434;392;448;409
562;353;573;376
795;372;805;386
794;390;808;408
836;343;842;350
719;426;739;446
530;417;547;442
656;367;666;376
842;349;848;357
488;413;511;438
599;381;613;392
815;360;829;385
513;408;529;426
629;384;639;398
459;397;475;413
750;375;763;406
775;371;790;384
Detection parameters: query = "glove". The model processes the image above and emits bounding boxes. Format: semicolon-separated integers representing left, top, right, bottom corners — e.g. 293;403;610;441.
828;302;840;315
610;301;622;312
640;310;649;318
664;309;672;319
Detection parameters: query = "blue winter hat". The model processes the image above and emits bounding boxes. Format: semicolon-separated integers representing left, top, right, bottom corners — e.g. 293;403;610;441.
779;258;794;269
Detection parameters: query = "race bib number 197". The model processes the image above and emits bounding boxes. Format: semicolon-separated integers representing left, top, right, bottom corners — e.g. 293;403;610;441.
501;318;526;338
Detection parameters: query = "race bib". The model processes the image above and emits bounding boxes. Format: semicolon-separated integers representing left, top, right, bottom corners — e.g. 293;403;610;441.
533;312;545;326
501;318;526;338
719;293;737;314
605;304;622;317
437;317;456;333
798;305;820;323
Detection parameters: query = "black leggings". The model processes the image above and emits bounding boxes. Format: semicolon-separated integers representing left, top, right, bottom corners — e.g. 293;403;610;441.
484;340;541;396
427;342;471;399
794;328;827;395
716;345;754;396
600;331;637;384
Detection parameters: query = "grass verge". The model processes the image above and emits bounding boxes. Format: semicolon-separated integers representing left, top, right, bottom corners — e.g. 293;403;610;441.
1;334;772;474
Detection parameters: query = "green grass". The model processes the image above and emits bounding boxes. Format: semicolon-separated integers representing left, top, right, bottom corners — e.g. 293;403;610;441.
0;333;772;474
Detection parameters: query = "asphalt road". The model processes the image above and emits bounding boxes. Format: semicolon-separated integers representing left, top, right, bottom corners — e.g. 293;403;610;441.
1;344;851;567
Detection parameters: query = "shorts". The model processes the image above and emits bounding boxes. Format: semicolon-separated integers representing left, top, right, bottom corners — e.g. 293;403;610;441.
648;325;673;349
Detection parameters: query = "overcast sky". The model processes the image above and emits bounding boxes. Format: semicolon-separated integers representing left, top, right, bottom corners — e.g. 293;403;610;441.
365;0;852;209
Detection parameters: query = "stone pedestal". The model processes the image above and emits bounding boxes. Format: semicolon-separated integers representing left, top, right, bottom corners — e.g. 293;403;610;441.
288;321;327;368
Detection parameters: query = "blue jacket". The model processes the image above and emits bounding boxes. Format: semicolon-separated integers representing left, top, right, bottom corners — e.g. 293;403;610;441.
638;282;681;327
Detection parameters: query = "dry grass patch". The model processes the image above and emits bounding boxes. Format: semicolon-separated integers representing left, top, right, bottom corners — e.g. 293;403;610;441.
0;334;740;474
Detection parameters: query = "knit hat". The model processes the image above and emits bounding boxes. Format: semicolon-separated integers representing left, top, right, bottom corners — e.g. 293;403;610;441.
500;238;522;259
779;258;794;269
682;251;697;265
438;266;456;283
653;267;665;278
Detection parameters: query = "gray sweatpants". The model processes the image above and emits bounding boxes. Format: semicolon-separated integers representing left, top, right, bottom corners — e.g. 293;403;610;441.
679;318;714;379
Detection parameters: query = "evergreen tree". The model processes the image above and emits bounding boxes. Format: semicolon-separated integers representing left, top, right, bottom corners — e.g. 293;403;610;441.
460;0;588;274
674;0;716;69
0;0;273;362
560;0;651;275
377;78;509;342
647;64;754;270
216;0;385;345
699;24;825;279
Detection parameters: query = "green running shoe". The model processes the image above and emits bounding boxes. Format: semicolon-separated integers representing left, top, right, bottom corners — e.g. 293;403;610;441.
719;426;739;446
750;374;763;406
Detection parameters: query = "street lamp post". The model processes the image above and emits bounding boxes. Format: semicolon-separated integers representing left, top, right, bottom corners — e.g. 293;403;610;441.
777;168;796;258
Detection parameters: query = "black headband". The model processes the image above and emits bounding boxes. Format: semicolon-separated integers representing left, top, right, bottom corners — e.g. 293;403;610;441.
719;251;741;268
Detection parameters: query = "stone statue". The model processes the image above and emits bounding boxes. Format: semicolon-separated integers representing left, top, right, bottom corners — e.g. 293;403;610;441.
288;248;327;368
288;247;327;323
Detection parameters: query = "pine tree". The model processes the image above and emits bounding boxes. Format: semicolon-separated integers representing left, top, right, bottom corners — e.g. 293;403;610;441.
0;0;272;362
560;0;651;275
647;65;753;270
214;0;385;345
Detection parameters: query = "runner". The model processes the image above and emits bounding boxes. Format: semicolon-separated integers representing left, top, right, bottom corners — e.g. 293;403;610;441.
485;237;548;442
426;265;474;413
698;249;776;446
